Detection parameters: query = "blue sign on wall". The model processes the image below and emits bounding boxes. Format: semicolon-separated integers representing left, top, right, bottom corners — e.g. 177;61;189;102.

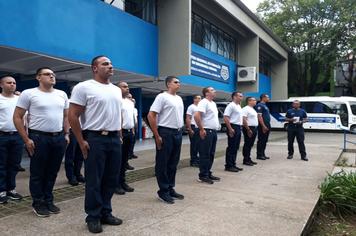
191;52;230;83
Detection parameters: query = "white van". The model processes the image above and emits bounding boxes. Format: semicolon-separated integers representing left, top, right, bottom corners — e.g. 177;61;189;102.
267;96;356;131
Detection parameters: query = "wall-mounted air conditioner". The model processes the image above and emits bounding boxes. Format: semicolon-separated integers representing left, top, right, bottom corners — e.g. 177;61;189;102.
237;67;256;82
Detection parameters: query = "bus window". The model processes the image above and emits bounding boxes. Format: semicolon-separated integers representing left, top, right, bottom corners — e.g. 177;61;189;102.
338;103;348;127
349;102;356;115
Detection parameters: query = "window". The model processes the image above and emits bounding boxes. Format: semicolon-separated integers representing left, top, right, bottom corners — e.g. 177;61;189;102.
102;0;157;25
259;54;272;76
349;102;356;115
125;0;157;24
191;13;236;61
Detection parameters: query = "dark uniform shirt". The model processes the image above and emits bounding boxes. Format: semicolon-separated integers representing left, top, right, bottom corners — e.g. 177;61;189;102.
255;102;271;127
285;108;307;124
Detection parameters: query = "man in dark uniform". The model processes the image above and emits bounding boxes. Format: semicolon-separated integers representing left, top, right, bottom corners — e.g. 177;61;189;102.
255;94;271;160
285;100;308;161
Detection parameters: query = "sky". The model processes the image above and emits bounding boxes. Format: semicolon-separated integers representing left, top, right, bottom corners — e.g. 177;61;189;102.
240;0;263;13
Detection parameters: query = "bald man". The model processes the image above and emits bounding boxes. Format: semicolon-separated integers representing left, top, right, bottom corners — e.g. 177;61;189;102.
0;76;24;204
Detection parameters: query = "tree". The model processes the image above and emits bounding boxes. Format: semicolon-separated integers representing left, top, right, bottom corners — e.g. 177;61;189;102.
257;0;356;96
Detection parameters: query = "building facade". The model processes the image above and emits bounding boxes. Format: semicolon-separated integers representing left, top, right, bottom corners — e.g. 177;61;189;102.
0;0;289;139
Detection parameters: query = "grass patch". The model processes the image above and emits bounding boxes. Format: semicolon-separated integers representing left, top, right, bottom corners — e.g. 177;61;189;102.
307;171;356;235
319;170;356;216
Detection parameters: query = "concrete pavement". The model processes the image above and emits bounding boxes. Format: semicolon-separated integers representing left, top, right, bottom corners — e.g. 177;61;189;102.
0;131;344;235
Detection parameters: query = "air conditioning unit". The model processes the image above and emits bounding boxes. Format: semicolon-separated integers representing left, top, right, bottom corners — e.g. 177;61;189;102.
237;67;256;82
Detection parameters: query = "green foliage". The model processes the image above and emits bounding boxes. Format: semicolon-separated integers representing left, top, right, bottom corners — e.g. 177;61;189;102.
319;170;356;215
257;0;356;96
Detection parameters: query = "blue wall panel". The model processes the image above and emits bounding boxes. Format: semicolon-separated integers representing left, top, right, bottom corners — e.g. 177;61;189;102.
179;43;236;93
244;73;272;99
0;0;158;76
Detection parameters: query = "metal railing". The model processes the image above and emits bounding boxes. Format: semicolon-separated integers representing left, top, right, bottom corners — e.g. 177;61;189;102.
342;128;356;150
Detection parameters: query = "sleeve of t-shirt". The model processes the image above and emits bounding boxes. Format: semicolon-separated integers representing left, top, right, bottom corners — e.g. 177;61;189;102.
197;99;207;113
150;94;164;113
224;103;232;117
186;105;193;115
285;109;292;118
69;83;87;106
241;107;248;117
255;104;263;114
16;90;31;110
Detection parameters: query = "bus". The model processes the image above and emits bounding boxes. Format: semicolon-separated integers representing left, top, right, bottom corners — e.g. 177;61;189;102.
267;96;356;131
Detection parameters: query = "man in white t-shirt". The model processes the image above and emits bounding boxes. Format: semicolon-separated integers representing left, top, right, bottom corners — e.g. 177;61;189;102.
116;82;135;195
148;76;184;204
224;92;244;172
194;87;221;184
0;76;24;204
13;67;70;217
68;56;123;234
185;95;201;167
241;97;258;166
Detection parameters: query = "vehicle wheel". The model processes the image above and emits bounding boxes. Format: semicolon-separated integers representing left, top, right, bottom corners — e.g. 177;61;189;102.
350;125;356;133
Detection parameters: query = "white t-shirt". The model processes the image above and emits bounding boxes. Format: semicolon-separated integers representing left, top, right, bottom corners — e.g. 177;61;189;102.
122;98;135;129
197;98;220;130
186;104;198;127
241;105;258;127
16;88;69;132
0;94;19;132
150;92;184;129
70;79;122;131
224;102;242;125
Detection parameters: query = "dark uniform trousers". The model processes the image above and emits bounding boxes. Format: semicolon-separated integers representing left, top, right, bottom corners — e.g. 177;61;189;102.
0;132;23;192
64;130;83;181
119;129;133;186
287;124;306;158
256;125;270;157
189;125;200;165
242;126;258;162
199;129;217;178
128;130;136;158
155;126;182;195
225;124;242;168
28;130;66;207
83;131;121;223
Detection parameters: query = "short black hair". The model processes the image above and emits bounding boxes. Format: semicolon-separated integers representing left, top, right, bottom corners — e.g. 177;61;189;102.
193;95;201;99
91;55;107;68
231;91;242;99
165;75;177;87
36;67;53;76
260;93;268;100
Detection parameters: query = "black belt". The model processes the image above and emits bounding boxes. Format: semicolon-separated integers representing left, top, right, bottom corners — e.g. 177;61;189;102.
29;129;63;136
158;126;183;132
204;128;217;131
231;124;241;127
122;129;133;133
0;131;18;135
83;130;119;136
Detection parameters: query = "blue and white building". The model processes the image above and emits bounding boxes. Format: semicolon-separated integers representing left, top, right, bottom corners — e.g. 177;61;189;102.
0;0;289;139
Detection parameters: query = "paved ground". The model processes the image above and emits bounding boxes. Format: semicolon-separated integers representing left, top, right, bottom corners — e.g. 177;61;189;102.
0;131;344;235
